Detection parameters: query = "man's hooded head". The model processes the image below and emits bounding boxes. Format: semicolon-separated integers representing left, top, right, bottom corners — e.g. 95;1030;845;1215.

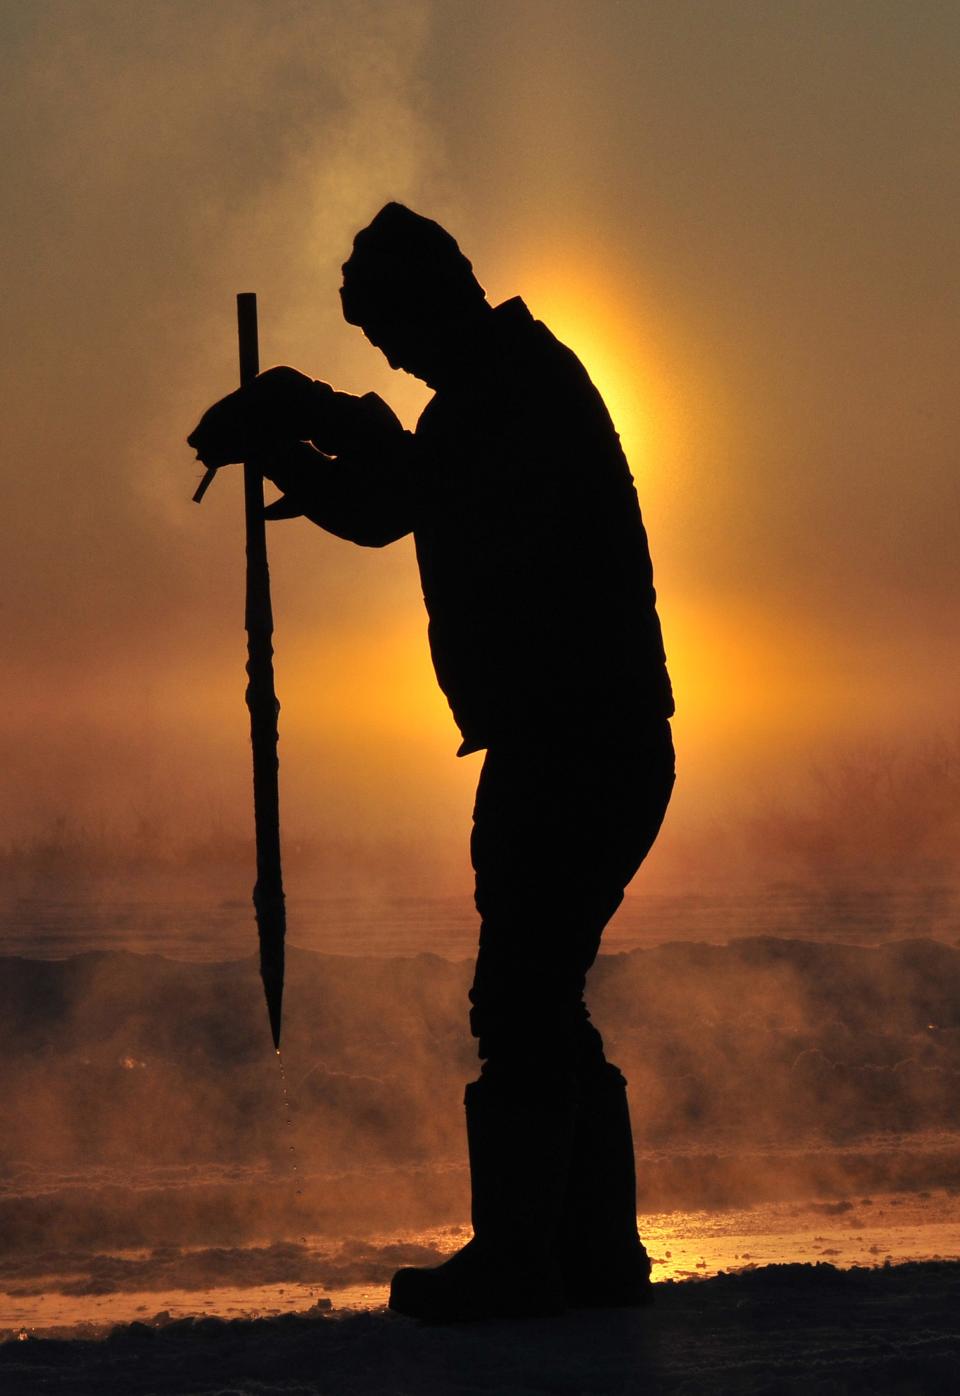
340;204;488;383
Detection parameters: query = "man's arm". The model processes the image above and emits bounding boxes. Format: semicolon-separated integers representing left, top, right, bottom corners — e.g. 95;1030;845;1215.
262;433;416;548
188;368;417;547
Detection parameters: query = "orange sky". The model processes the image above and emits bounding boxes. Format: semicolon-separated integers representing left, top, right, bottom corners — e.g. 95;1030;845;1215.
1;0;957;885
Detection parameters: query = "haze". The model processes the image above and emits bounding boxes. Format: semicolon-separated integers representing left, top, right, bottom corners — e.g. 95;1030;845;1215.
2;0;957;894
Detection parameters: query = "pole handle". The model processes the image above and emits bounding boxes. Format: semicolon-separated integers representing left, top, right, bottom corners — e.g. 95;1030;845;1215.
237;291;260;385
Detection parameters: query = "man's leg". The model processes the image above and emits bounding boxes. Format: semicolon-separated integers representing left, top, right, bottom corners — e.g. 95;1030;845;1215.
390;725;674;1319
468;726;675;1077
468;727;676;1307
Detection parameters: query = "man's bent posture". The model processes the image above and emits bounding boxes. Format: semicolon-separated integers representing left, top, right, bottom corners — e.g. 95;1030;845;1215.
188;204;675;1321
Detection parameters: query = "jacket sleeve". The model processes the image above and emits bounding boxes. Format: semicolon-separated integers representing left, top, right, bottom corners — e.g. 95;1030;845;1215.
264;386;417;547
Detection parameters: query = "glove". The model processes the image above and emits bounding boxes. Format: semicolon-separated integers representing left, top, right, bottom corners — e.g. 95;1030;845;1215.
261;440;328;520
187;366;321;468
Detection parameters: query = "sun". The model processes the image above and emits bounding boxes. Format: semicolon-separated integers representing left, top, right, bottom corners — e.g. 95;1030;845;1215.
506;255;658;477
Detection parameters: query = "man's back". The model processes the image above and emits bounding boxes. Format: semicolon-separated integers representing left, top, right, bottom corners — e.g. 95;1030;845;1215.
412;296;674;755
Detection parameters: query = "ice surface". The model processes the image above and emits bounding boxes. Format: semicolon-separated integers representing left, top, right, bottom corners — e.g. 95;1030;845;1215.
3;1261;960;1395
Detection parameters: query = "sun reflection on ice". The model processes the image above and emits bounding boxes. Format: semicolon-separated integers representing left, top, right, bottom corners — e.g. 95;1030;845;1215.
4;1193;960;1340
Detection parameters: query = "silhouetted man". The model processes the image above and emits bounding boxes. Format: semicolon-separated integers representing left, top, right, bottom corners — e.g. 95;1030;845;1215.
188;203;675;1321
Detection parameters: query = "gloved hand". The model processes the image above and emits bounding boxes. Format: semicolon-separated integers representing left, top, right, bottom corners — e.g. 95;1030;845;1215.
187;366;321;468
261;440;328;520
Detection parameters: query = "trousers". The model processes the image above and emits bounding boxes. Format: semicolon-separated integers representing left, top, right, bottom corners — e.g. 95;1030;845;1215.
468;720;675;1078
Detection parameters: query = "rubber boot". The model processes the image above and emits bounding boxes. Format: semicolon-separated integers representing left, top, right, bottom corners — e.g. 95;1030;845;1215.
389;1075;574;1321
560;1063;653;1307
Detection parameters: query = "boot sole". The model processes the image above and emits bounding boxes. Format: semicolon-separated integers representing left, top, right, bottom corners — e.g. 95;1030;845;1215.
390;1263;564;1323
564;1282;655;1309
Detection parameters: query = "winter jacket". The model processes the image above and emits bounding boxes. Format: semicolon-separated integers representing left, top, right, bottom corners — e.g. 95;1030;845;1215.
296;297;674;753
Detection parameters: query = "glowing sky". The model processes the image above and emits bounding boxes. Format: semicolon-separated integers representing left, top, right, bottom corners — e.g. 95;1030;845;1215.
1;0;957;878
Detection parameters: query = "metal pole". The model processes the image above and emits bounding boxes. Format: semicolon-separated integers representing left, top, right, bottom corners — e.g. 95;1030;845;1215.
236;292;286;1049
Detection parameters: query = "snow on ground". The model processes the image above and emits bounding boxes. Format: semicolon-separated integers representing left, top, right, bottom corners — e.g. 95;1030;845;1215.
3;1261;960;1395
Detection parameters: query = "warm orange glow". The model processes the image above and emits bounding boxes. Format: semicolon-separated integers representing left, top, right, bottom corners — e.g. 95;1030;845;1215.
664;597;846;741
503;249;699;498
513;258;655;470
4;9;960;1360
280;615;449;745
